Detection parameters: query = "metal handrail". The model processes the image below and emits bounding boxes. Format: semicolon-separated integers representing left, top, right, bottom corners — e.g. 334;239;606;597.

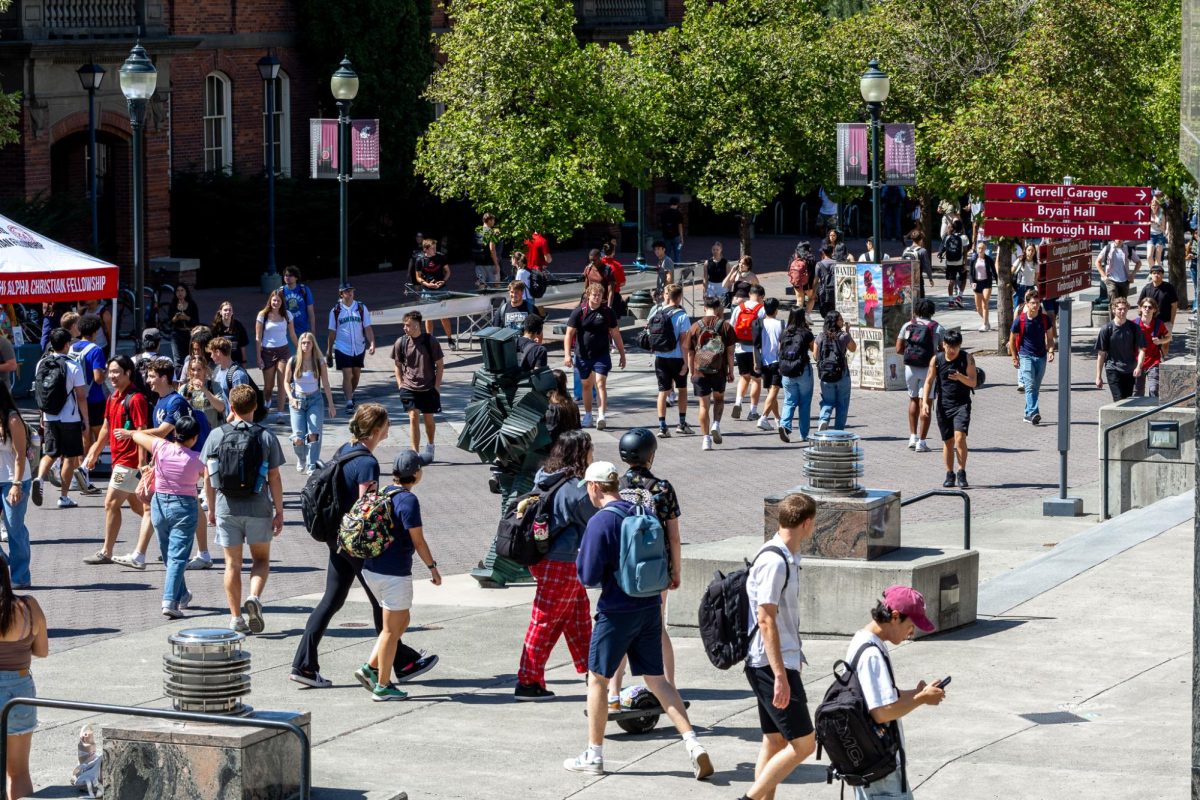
1100;392;1195;520
0;697;311;800
900;489;972;550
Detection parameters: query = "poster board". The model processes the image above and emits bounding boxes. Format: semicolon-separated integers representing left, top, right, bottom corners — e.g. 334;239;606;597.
857;326;885;389
835;264;858;322
857;263;883;328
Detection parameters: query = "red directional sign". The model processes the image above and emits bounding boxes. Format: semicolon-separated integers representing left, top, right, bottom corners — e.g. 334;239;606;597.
1037;239;1092;300
986;201;1150;224
986;219;1149;241
984;183;1152;205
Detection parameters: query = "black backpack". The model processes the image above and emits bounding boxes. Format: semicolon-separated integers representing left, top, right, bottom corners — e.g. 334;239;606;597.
300;449;366;543
494;474;570;565
34;354;70;415
214;423;267;499
817;263;836;311
644;307;684;353
815;641;906;791
902;321;938;367
942;233;963;263
779;328;810;378
224;368;269;423
528;269;548;299
697;545;789;671
817;334;846;383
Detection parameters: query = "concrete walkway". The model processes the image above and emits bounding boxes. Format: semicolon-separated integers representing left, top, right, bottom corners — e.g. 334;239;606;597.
23;494;1192;799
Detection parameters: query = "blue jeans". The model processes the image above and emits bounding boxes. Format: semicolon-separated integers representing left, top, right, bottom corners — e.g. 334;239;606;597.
780;370;815;438
1191;264;1197;311
819;372;853;430
668;236;683;265
1019;355;1047;417
289;392;325;469
0;480;31;586
853;767;911;799
152;493;197;609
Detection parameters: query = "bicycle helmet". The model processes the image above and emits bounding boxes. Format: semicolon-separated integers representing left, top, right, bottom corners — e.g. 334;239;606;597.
618;428;657;467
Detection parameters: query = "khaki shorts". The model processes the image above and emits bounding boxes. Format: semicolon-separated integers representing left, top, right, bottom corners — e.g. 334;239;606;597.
109;464;141;495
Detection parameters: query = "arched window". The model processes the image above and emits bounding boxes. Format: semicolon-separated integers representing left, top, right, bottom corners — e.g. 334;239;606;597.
262;70;292;177
204;72;232;173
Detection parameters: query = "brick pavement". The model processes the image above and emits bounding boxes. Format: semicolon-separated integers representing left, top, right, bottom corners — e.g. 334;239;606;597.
20;243;1129;658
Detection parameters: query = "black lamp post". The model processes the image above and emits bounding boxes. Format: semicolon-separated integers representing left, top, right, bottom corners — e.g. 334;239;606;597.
77;61;105;256
860;60;890;254
330;56;359;287
119;42;157;338
258;53;281;288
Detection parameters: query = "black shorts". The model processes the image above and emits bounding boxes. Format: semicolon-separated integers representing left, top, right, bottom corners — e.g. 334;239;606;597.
936;404;971;440
654;357;687;392
972;279;993;293
945;264;963;283
691;373;727;398
44;421;84;458
760;363;783;389
400;388;441;415
734;351;760;378
745;664;814;740
334;350;365;370
86;400;104;430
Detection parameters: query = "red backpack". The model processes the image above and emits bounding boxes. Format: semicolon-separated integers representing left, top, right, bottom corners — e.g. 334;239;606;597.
733;302;761;343
788;256;811;292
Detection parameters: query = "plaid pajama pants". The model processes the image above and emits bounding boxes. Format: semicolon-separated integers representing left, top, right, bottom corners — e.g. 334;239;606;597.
518;559;592;687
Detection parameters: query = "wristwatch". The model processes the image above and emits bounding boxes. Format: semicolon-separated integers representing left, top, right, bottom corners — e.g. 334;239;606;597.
427;561;438;570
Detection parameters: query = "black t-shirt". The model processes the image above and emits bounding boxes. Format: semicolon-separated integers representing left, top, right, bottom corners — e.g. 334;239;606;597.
492;300;533;331
567;303;618;361
705;257;728;284
516;336;548;371
411;253;448;286
334;442;380;514
935;351;972;410
1137;281;1179;318
1096;319;1140;374
661;208;683;239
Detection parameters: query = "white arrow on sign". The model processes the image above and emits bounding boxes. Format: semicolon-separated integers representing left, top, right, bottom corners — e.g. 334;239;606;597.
1134;227;1147;239
1136;190;1147;201
1136;209;1146;219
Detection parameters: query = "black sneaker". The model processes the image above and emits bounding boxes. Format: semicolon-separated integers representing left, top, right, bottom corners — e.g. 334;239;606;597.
778;427;790;443
395;653;439;683
1031;413;1042;425
956;470;970;489
514;683;556;701
30;480;42;508
942;471;956;488
675;422;694;435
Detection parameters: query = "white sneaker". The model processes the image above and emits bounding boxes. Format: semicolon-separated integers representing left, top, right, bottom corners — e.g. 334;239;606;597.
689;743;714;781
563;752;604;776
915;440;931;453
581;412;593;428
817;419;830;432
756;416;773;431
702;436;713;451
596;415;606;431
296;461;306;473
113;553;146;570
977;324;988;332
709;423;722;445
908;434;918;450
666;391;677;406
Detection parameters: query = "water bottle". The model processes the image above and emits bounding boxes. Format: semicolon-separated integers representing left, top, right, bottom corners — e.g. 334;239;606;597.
253;457;269;494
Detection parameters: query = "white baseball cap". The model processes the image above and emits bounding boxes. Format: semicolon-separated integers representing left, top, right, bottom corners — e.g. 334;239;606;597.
578;461;619;487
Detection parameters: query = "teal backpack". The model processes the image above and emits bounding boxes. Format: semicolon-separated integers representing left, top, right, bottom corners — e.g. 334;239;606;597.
602;504;670;598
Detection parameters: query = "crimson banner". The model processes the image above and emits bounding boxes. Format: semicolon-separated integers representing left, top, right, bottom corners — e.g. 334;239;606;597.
309;119;381;180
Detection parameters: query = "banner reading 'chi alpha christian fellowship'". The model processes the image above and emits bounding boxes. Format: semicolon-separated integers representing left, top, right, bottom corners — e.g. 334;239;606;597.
309;119;381;180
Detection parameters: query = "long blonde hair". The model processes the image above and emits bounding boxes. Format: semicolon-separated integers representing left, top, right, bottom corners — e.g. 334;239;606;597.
289;332;326;384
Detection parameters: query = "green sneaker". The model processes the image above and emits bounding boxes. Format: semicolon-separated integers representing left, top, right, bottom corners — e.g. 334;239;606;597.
372;683;408;702
354;663;378;692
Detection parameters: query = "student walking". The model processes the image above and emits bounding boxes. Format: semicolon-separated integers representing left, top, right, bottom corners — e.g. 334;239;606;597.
357;451;443;701
255;289;298;420
392;312;444;465
815;312;857;432
0;383;33;588
723;256;760;306
1008;290;1055;425
844;587;945;800
211;302;250;366
284;333;337;475
648;284;693;438
207;337;252;415
921;330;976;489
752;298;785;432
896;299;944;452
1095;297;1139;401
1133;297;1172;398
683;297;736;451
704;242;729;299
1012;244;1039;317
69;315;107;481
0;573;48;800
563;284;625;430
202;385;285;633
1137;264;1179;330
410;238;456;350
968;241;997;331
814;246;838;317
566;461;713;780
738;493;818;800
940;219;968;308
731;286;766;421
491;282;534;331
516;315;548;372
515;430;598;700
280;266;317;340
777;307;816;444
32;328;88;510
326;284;376;411
1096;239;1141;301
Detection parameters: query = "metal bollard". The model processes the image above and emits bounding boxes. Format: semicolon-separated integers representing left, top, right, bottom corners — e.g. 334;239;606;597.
163;628;252;715
802;430;865;496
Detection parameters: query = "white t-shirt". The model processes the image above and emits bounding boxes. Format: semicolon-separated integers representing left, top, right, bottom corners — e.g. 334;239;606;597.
758;317;784;365
745;536;804;671
516;268;533;297
1103;245;1131;282
847;629;904;764
731;301;766;354
0;418;30;485
1013;255;1038;286
257;311;294;349
39;354;85;423
327;302;372;356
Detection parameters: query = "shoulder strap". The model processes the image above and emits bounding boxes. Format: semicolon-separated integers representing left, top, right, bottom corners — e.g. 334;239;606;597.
848;640;898;692
600;504;629;521
751;544;793;590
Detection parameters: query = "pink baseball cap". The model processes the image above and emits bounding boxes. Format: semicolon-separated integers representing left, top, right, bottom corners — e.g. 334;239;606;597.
883;586;935;632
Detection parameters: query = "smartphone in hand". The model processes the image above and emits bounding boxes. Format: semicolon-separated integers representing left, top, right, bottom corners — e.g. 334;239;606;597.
934;676;952;689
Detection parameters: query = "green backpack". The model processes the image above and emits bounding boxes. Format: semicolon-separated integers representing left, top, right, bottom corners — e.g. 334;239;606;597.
338;487;402;560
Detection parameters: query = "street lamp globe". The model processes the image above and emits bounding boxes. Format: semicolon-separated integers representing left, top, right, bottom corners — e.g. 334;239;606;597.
859;59;890;105
330;56;359;102
119;42;157;101
77;62;106;92
258;53;281;82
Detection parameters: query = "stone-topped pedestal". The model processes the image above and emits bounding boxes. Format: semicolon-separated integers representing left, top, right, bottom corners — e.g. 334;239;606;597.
102;710;309;800
1158;355;1197;403
764;487;900;560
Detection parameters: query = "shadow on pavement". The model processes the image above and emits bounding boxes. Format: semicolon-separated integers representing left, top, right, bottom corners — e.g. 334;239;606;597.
926;617;1029;641
48;627;120;638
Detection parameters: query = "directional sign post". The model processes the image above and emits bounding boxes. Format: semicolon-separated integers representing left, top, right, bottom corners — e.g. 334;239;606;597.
986;219;1149;241
986;201;1151;224
983;183;1152;205
1038;240;1093;301
983;183;1152;243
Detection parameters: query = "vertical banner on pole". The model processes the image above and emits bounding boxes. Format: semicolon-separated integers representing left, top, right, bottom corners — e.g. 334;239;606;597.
310;119;381;179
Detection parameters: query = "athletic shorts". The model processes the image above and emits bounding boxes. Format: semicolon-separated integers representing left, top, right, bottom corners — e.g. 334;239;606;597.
654;357;687;391
334;350;365;370
109;464;141;495
760;363;783;389
944;264;963;283
588;606;664;678
734;351;760;378
87;400;105;430
972;279;993;293
936;404;971;441
904;365;928;399
214;514;274;548
576;355;612;380
691;373;728;398
400;388;441;415
361;569;414;612
43;421;84;459
745;664;814;740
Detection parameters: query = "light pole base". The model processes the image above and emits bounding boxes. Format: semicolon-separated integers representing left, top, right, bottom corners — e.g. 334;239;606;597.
1042;496;1083;517
259;272;277;294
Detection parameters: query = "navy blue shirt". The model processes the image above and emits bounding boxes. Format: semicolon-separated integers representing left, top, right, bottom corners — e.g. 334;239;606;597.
363;488;420;577
334;442;380;514
1012;312;1049;358
576;499;659;614
155;391;210;452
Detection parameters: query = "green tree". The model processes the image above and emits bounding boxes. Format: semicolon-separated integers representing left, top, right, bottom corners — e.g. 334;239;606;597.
416;0;647;241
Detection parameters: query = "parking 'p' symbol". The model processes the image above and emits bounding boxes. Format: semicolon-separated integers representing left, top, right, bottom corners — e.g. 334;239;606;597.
1015;186;1027;199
